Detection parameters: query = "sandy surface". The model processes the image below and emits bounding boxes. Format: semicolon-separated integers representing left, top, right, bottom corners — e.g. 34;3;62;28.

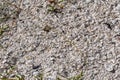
0;0;120;80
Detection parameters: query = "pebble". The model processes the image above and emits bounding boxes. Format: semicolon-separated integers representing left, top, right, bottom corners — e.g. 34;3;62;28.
2;59;7;64
32;71;39;76
104;60;115;72
32;65;40;69
86;0;93;3
19;58;25;64
115;4;120;11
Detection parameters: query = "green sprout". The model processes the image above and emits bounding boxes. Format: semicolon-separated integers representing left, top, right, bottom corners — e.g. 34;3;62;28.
0;25;8;36
34;73;43;80
47;5;56;12
47;0;64;13
68;72;83;80
15;75;25;80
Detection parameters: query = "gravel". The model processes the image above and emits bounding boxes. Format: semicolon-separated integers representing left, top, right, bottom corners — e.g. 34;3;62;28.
0;0;120;80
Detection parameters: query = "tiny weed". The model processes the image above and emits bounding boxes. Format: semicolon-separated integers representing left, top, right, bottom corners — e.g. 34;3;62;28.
47;0;64;13
0;65;25;80
43;25;52;32
56;71;84;80
34;73;43;80
56;77;61;80
68;71;83;80
15;75;25;80
0;25;9;36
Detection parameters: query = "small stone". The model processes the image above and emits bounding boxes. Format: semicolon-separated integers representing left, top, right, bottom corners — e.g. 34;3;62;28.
115;4;120;11
33;71;39;76
89;57;95;61
43;25;52;32
104;60;115;72
19;58;25;64
9;74;16;78
45;78;54;80
48;0;55;3
2;59;7;64
103;23;112;30
32;65;40;69
110;69;115;73
86;0;93;3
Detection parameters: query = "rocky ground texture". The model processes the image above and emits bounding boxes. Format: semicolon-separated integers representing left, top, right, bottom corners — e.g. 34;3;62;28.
0;0;120;80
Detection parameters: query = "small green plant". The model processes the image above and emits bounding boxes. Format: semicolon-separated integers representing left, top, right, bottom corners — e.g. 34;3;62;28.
34;73;43;80
0;25;9;36
47;0;64;13
43;25;52;32
56;77;62;80
14;75;25;80
0;44;3;48
0;15;10;23
56;71;84;80
68;71;83;80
